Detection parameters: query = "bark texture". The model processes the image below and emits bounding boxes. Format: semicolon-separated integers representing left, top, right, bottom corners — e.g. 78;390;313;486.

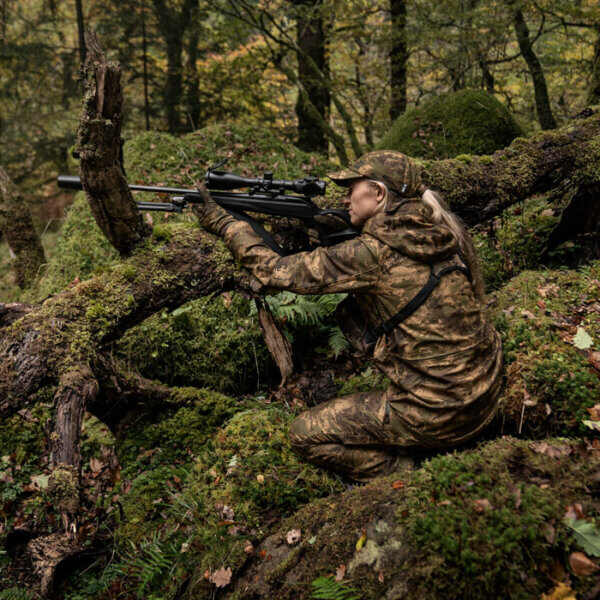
75;30;149;255
0;166;46;287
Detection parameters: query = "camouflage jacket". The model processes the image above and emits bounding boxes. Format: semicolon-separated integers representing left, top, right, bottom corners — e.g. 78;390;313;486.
219;197;503;445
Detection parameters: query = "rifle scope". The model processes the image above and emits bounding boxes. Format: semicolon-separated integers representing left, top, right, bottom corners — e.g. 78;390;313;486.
205;170;326;198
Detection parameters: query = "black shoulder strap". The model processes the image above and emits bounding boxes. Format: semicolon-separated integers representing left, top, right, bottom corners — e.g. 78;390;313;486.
364;259;471;345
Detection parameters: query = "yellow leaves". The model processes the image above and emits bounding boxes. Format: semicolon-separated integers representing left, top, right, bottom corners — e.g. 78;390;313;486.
541;582;577;600
355;530;367;550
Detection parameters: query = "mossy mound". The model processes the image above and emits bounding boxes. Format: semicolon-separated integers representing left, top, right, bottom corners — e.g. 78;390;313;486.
124;123;335;188
377;90;524;159
489;261;600;437
59;405;343;599
116;292;270;393
231;437;600;600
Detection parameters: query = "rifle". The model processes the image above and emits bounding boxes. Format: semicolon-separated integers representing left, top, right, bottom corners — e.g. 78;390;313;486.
57;160;359;246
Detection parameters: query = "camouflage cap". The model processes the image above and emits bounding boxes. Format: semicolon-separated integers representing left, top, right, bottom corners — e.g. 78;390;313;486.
327;150;422;197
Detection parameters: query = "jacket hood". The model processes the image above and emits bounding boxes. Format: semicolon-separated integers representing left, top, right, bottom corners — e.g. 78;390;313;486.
361;197;458;263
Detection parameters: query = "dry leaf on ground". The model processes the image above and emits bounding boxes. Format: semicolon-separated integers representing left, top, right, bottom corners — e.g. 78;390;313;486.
210;567;232;588
569;551;599;576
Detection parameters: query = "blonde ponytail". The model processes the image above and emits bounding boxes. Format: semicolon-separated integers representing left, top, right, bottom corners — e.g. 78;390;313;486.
420;189;485;300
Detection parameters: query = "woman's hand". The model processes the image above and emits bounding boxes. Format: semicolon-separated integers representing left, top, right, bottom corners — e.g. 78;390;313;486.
192;182;232;236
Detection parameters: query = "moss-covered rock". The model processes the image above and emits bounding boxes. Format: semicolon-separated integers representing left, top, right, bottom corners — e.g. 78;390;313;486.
377;90;524;159
230;437;600;600
116;293;270;393
490;261;600;437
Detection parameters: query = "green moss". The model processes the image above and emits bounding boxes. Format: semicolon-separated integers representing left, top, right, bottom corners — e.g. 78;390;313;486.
117;293;270;394
236;437;600;600
29;194;118;300
489;262;600;436
472;195;561;291
98;405;343;599
378;90;523;159
337;364;390;395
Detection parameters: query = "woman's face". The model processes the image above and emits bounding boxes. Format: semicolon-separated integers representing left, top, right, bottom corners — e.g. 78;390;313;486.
342;179;384;226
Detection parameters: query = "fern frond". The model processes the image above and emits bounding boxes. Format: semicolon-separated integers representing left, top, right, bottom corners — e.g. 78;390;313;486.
310;575;361;600
327;326;350;358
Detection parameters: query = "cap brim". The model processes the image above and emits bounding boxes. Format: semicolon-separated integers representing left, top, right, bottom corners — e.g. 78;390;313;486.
326;167;364;186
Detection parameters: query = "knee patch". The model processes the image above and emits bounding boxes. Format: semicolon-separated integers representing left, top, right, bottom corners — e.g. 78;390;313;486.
289;413;311;453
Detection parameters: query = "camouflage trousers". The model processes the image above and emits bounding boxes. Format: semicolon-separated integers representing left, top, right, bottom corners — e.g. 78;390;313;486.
289;391;420;483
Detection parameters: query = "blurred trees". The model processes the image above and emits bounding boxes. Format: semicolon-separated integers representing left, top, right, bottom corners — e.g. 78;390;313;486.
0;0;599;182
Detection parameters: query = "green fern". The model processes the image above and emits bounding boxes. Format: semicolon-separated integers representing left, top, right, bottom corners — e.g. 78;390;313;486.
310;575;361;600
117;536;178;595
328;326;350;358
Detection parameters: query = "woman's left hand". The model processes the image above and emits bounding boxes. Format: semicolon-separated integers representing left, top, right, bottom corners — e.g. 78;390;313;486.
192;182;232;236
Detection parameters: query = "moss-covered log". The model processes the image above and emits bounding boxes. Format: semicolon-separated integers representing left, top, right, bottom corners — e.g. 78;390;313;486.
421;108;600;227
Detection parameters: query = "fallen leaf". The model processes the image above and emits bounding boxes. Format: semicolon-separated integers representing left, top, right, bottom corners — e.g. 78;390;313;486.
587;405;600;420
573;326;594;349
569;551;599;575
565;503;585;521
437;500;452;506
473;498;493;513
540;209;555;218
89;457;104;473
145;212;154;227
590;351;600;372
356;531;367;550
222;292;232;308
565;518;600;557
541;582;577;600
513;488;522;510
308;536;317;544
391;480;404;490
537;284;559;298
530;442;571;458
378;570;385;583
209;567;232;588
583;420;600;432
243;541;254;554
544;523;556;544
286;528;301;545
537;300;546;311
256;474;265;484
521;309;536;320
334;564;346;582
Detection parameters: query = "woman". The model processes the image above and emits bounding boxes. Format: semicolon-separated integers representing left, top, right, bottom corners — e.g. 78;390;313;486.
198;150;503;482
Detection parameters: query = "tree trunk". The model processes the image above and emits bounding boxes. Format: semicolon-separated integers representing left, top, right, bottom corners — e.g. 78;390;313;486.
75;30;149;255
389;0;407;121
185;0;201;131
293;0;330;154
588;23;600;106
422;109;600;226
0;166;46;287
74;0;86;65
511;7;557;130
141;0;151;131
152;0;194;134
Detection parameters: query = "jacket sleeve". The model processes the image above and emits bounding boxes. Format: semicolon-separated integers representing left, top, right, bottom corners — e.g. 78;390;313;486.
221;219;380;294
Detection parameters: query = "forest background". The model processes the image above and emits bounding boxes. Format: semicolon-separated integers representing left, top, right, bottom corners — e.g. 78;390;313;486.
1;0;600;599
